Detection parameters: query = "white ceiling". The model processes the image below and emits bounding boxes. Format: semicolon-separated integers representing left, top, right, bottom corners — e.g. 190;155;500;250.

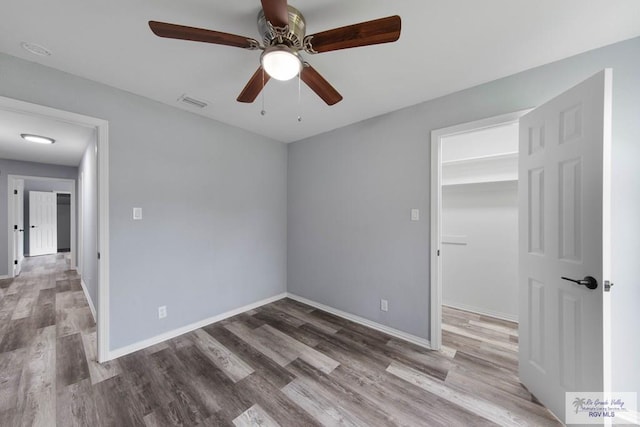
1;1;639;143
0;108;94;166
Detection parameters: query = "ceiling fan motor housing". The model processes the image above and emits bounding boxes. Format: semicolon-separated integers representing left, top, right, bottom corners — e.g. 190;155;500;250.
258;6;306;49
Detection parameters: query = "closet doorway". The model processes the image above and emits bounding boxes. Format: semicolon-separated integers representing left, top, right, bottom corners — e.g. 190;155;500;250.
430;110;531;351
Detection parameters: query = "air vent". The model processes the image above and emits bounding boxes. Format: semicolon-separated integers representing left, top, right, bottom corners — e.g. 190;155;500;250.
177;94;209;109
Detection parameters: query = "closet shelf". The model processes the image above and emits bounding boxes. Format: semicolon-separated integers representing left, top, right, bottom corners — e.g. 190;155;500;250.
442;177;518;187
441;151;518;166
442;150;518;186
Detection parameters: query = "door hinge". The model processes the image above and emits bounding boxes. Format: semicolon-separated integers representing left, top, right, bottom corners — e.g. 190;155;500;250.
14;260;18;265
437;249;441;256
604;280;614;292
14;225;17;230
97;252;101;260
13;189;17;195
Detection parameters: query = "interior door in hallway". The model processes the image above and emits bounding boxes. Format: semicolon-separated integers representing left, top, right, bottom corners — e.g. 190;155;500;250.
518;69;612;422
12;178;25;275
29;191;58;256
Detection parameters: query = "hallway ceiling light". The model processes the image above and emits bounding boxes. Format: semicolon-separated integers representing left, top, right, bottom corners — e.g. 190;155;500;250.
21;133;55;144
21;41;52;57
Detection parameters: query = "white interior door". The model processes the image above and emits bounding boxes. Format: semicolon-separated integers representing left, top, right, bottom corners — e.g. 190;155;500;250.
12;179;25;275
29;191;58;256
518;69;612;422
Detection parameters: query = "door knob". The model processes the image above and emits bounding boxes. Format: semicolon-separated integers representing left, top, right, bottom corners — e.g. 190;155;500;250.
561;276;598;290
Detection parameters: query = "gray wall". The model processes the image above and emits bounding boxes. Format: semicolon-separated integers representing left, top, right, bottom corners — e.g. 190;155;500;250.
78;136;98;313
23;178;75;255
0;53;288;351
288;36;640;397
0;159;77;275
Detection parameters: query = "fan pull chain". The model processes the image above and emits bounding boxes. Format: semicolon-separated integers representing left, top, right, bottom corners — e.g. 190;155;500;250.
297;71;302;122
260;68;266;116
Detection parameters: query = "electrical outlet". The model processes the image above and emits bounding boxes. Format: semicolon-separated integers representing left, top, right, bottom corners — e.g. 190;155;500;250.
158;305;167;319
380;299;389;312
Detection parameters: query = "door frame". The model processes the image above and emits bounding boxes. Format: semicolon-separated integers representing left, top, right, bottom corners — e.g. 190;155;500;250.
429;109;532;350
8;177;76;262
0;95;110;363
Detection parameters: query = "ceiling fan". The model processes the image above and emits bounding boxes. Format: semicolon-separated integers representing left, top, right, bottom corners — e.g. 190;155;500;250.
149;0;401;106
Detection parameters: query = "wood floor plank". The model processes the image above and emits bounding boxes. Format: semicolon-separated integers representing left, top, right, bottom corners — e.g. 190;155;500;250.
232;404;280;427
34;288;56;328
81;331;121;385
15;325;57;427
234;372;321;427
387;360;543;426
225;321;297;367
93;375;146;427
191;329;254;383
204;325;296;390
0;317;36;352
11;289;39;320
56;333;90;387
282;378;367;427
56;378;99;427
258;324;339;374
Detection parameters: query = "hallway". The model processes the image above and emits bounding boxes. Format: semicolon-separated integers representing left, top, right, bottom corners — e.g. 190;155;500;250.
0;254;103;426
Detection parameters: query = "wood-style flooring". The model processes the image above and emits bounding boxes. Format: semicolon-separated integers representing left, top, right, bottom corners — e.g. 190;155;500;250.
0;254;561;426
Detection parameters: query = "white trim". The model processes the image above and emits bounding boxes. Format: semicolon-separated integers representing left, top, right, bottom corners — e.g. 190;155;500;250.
601;68;613;400
443;302;518;323
0;95;110;364
106;293;288;361
97;120;110;363
287;293;432;350
430;109;532;351
81;278;97;321
0;275;9;280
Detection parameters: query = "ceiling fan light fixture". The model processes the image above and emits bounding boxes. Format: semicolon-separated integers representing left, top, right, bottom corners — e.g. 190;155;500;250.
260;45;302;81
21;134;55;144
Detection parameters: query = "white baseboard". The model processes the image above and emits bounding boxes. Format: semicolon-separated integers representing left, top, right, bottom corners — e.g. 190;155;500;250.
80;278;97;322
107;292;288;361
0;275;9;280
286;293;432;350
443;301;518;323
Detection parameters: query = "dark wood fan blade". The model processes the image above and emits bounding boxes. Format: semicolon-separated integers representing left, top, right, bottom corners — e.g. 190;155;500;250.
237;67;270;103
261;0;289;28
304;15;401;54
300;64;343;106
149;21;257;49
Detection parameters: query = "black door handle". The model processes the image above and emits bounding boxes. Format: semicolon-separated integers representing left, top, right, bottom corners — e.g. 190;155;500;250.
30;225;37;228
18;229;24;232
561;276;598;290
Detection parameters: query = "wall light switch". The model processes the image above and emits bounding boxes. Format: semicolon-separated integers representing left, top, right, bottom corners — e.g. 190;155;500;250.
133;207;142;220
158;305;167;319
411;209;420;221
380;299;389;312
